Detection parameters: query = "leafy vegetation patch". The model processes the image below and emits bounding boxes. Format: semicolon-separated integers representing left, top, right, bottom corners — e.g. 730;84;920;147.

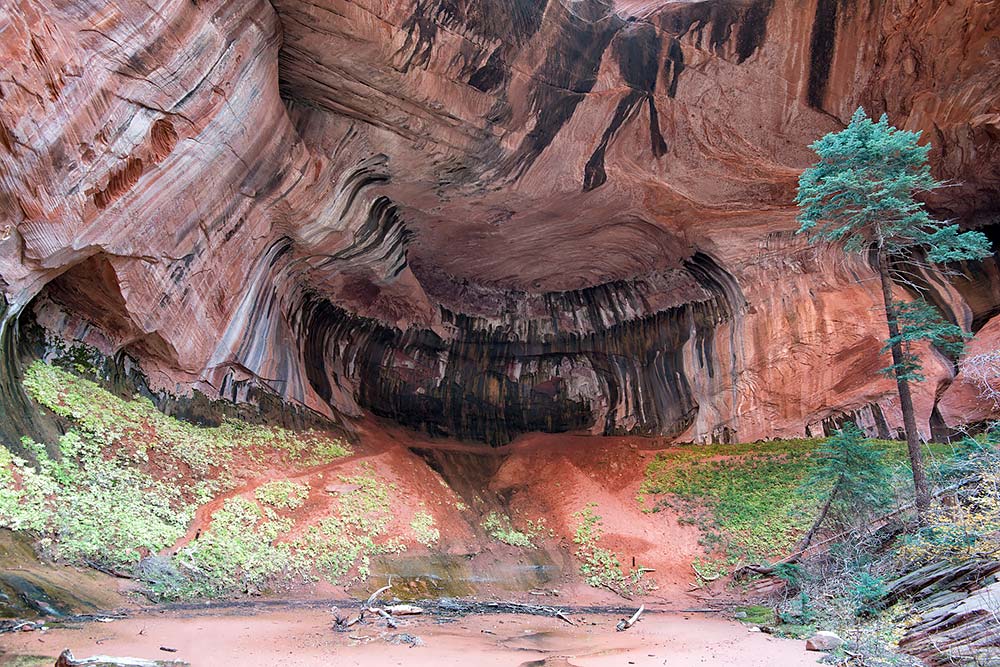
482;511;545;548
640;439;825;564
0;445;57;533
174;497;296;597
572;503;650;597
255;481;310;509
0;361;353;590
7;431;195;570
152;466;405;598
410;508;440;547
293;467;405;582
898;429;1000;565
640;437;961;570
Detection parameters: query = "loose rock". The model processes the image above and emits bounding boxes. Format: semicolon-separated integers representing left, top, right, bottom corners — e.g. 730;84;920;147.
805;631;844;652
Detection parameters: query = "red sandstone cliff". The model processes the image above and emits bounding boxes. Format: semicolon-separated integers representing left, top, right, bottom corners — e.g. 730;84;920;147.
1;0;998;444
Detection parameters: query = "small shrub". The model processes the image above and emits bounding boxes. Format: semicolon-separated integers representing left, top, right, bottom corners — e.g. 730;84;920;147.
897;424;1000;564
773;562;805;590
963;350;1000;407
779;591;817;626
850;572;887;617
806;423;894;532
736;605;776;626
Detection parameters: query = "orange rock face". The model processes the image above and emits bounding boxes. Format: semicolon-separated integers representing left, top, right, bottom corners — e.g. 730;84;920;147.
1;0;998;444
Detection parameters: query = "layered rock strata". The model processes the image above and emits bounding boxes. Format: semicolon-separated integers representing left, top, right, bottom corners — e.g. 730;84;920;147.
1;0;999;445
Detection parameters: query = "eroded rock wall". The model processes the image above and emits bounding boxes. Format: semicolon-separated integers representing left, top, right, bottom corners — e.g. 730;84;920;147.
1;0;998;446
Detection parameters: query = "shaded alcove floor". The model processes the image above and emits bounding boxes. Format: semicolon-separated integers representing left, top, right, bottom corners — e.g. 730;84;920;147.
0;606;819;666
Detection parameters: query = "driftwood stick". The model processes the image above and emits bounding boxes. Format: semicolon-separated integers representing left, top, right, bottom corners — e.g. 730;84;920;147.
385;604;423;616
365;583;393;609
56;649;189;666
616;605;644;631
375;608;399;629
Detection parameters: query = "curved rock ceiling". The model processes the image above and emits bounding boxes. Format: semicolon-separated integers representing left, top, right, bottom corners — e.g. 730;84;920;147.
1;0;999;445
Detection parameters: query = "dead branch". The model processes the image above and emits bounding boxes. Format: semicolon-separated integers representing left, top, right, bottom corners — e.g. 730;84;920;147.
692;562;720;581
364;583;393;610
375;608;399;629
963;350;1000;408
616;605;644;631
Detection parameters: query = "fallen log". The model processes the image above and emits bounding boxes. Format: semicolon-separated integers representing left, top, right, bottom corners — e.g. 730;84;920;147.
385;604;423;616
55;649;189;667
432;599;577;624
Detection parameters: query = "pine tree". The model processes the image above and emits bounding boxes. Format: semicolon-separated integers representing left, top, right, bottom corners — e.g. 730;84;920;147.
811;423;893;522
796;423;892;553
796;108;992;512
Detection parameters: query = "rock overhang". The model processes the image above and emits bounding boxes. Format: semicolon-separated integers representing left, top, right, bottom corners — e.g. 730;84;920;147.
1;0;998;447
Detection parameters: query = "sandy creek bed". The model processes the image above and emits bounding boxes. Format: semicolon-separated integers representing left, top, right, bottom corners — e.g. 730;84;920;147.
1;604;820;666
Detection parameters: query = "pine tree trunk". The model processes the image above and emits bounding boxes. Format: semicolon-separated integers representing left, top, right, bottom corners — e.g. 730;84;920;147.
876;249;930;513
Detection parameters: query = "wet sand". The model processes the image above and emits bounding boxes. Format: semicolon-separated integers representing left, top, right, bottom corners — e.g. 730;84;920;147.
1;607;820;666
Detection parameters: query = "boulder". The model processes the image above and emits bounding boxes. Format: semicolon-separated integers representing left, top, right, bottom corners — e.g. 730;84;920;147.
805;631;844;652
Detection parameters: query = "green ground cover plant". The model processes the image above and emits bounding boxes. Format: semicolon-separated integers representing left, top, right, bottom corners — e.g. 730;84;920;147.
157;467;406;598
292;466;406;583
572;503;650;597
410;508;440;547
482;511;544;548
0;360;353;591
640;436;959;569
255;480;310;509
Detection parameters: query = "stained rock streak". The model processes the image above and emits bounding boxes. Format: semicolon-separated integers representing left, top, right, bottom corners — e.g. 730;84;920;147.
0;0;998;448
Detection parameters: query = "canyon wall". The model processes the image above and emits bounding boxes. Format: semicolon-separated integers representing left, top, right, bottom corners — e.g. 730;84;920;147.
1;0;998;445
